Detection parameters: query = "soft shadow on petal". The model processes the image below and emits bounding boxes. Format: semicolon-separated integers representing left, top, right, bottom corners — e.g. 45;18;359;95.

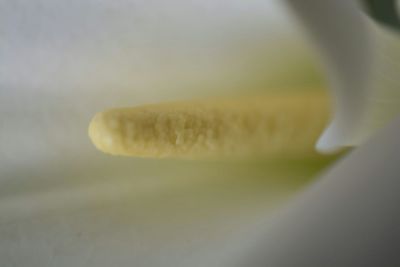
0;156;338;267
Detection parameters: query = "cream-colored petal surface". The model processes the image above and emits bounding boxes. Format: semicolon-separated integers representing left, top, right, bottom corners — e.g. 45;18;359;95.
0;156;338;267
0;0;334;266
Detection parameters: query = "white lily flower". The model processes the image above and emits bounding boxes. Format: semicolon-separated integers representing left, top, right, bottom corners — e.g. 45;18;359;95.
1;0;399;266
